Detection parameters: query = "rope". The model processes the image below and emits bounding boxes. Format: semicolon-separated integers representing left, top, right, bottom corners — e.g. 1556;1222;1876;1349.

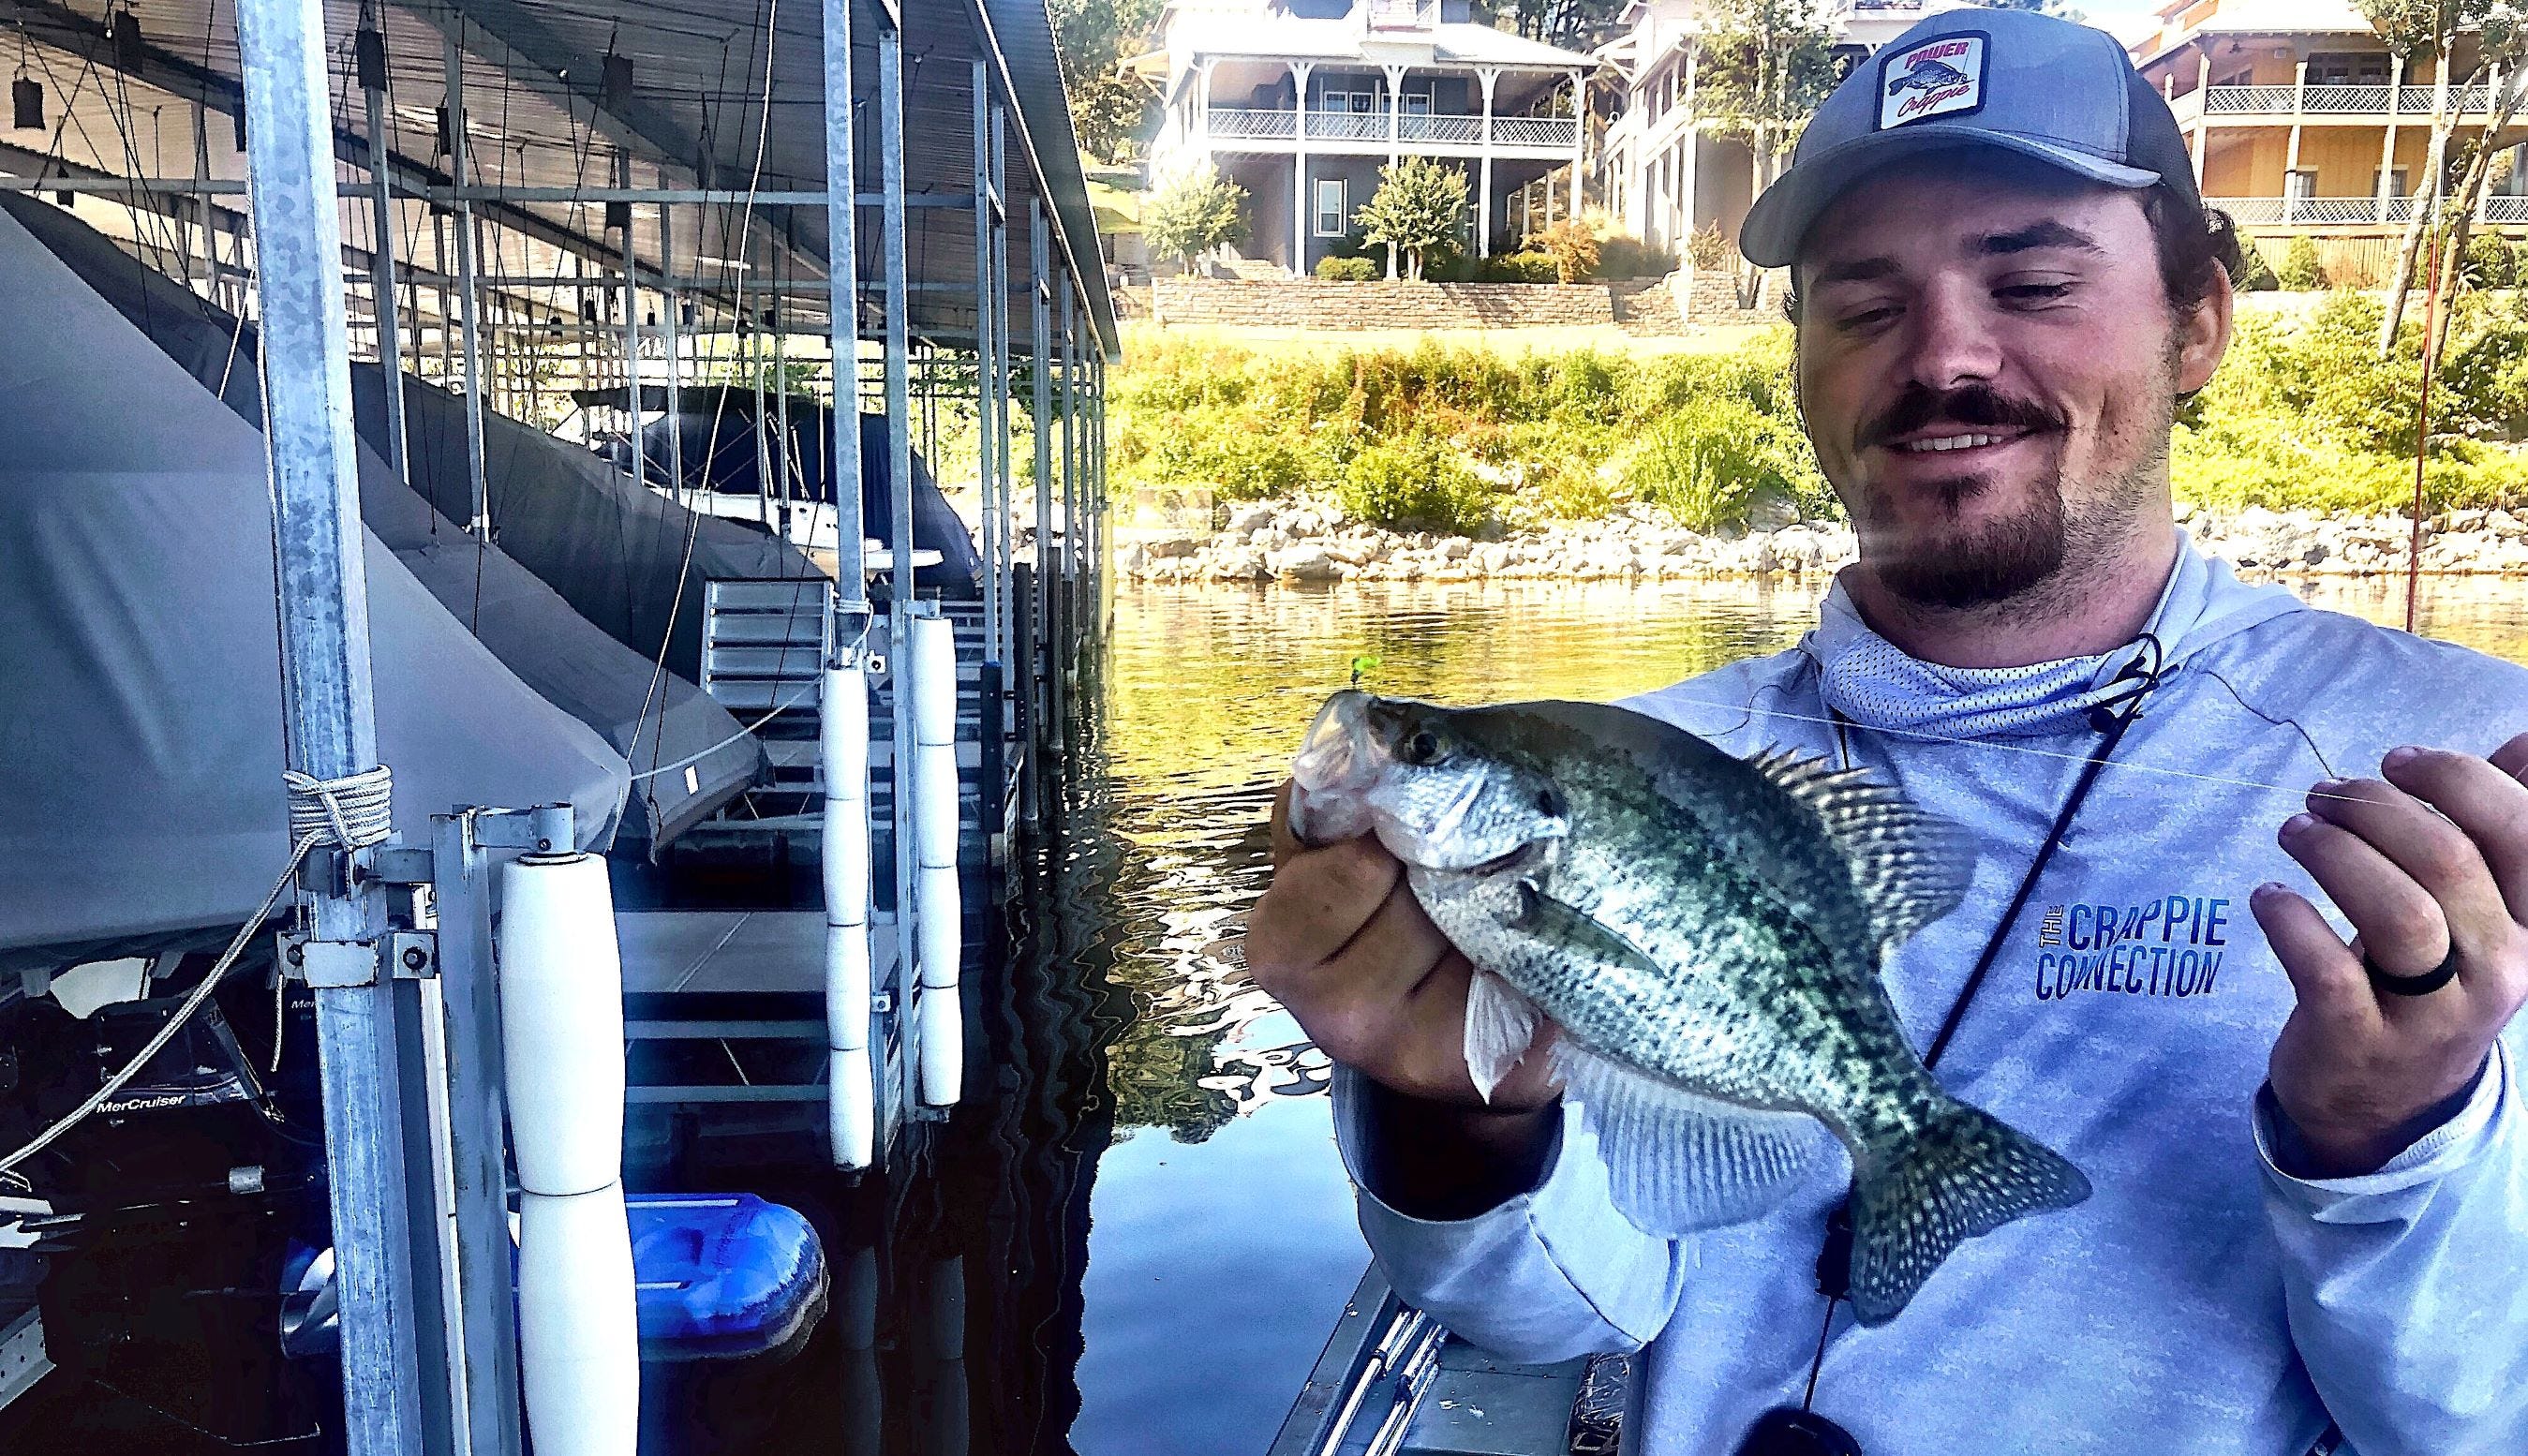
626;680;819;781
0;767;394;1174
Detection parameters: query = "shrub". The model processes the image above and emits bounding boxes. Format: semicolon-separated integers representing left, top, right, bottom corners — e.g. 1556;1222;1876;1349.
1598;233;1679;279
1316;255;1377;282
2462;233;2520;290
1478;251;1560;283
1337;431;1493;533
1536;219;1601;283
1684;223;1732;272
2276;235;2327;290
1145;167;1249;269
2234;236;2280;291
1624;396;1825;532
1353;156;1470;282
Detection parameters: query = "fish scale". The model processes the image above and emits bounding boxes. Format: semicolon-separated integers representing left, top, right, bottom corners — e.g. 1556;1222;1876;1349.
1291;690;2092;1324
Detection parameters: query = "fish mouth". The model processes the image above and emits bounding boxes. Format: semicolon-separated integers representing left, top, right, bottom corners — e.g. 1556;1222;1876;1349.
1465;839;1546;879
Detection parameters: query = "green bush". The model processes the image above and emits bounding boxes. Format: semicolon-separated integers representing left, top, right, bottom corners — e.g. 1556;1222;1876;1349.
2276;236;2327;290
1316;255;1377;282
1684;223;1732;271
1598;233;1679;279
1477;251;1560;283
2462;233;2520;290
2234;236;2281;291
1337;431;1493;533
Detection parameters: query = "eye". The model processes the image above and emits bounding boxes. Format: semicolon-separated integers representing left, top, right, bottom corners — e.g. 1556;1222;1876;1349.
1534;787;1567;819
1998;282;2074;306
1405;730;1442;765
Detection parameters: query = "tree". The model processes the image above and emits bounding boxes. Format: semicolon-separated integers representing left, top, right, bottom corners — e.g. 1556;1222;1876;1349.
1048;0;1164;162
1354;156;1471;281
1692;0;1838;300
1487;0;1629;52
2356;1;2528;354
1144;167;1250;271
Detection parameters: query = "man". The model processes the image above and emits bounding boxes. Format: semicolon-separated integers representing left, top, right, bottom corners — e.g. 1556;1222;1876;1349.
1247;11;2528;1456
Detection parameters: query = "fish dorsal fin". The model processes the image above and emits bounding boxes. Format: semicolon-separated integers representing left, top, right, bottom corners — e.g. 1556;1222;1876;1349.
1550;1039;1835;1236
1747;748;1972;952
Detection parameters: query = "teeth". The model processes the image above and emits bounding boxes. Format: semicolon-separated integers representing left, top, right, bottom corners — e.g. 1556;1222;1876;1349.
1899;433;2004;453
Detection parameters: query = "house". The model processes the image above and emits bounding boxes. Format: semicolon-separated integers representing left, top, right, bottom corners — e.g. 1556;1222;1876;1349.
1594;1;1974;260
2129;0;2528;273
1135;0;1601;275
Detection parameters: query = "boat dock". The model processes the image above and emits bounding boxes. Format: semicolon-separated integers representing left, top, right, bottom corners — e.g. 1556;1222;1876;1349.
0;0;1115;1447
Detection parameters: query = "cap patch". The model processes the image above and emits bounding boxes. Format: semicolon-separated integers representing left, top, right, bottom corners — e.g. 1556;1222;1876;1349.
1879;33;1985;130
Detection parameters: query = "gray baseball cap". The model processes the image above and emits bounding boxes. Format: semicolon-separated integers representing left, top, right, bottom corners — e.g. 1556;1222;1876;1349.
1739;7;2201;268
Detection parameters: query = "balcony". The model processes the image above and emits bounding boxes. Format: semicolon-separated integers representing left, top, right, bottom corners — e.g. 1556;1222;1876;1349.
2170;82;2498;125
1202;107;1577;154
2209;194;2528;226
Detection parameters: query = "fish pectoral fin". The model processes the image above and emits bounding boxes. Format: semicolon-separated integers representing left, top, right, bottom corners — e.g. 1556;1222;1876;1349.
1550;1041;1836;1237
1505;880;1668;981
1462;969;1543;1104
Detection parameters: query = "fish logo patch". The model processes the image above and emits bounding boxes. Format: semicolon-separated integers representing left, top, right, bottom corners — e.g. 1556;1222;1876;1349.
1879;34;1985;130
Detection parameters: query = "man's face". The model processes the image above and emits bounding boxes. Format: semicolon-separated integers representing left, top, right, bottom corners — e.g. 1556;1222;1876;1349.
1792;156;2228;612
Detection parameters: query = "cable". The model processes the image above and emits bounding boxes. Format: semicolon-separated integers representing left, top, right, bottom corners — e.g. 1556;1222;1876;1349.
0;767;394;1175
626;678;819;781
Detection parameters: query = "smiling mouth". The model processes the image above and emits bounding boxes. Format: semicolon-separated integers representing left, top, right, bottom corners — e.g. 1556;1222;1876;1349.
1890;430;2027;454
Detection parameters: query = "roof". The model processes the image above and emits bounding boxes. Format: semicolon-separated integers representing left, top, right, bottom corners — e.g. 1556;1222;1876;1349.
1171;14;1598;69
2131;0;2382;63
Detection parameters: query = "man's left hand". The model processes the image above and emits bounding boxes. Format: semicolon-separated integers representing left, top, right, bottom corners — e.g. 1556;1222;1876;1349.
2254;735;2528;1179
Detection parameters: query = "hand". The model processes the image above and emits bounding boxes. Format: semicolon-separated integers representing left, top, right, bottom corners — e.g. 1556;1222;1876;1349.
2254;735;2528;1178
1245;782;1559;1112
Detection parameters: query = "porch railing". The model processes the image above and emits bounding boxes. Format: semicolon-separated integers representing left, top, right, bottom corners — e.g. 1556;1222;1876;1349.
1202;107;1575;150
2204;194;2528;225
2195;82;2494;118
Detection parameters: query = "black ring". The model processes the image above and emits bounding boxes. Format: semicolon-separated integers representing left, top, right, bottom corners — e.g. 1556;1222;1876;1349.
2365;946;2461;997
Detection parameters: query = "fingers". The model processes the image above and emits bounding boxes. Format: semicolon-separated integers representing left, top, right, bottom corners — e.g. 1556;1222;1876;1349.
2281;795;2456;977
1269;780;1300;870
2251;883;2378;1032
1246;834;1405;973
2386;745;2528;922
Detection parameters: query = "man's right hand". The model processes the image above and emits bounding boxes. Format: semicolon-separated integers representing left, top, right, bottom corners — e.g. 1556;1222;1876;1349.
1246;781;1562;1217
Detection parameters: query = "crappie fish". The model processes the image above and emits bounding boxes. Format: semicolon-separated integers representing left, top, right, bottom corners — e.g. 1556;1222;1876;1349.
1288;690;2089;1325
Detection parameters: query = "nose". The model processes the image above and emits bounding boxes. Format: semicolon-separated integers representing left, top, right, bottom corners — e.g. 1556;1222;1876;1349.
1899;279;2004;394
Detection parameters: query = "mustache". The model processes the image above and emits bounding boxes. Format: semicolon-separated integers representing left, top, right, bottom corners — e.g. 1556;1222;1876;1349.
1860;383;2065;450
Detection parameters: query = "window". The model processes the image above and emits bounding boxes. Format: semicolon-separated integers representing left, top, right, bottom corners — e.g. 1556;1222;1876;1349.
1404;91;1432;115
1315;177;1347;237
2307;52;2391;86
2374;166;2409;198
2284;169;2315;201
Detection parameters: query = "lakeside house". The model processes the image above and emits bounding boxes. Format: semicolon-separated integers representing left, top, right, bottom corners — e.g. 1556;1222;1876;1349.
1593;1;1973;260
1134;0;1601;275
2131;0;2528;278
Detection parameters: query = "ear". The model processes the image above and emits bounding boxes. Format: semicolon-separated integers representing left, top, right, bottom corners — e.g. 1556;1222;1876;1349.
2174;259;2234;395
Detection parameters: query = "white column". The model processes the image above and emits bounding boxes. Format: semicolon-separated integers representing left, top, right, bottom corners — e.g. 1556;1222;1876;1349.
2381;56;2404;222
1569;67;1584;216
1386;63;1405;166
1682;43;1701;245
1197;57;1218;171
2192;47;2210;184
1479;67;1499;257
1292;61;1314;272
2284;60;2307;221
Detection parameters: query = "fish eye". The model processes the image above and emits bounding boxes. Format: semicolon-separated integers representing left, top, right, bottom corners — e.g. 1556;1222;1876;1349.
1534;787;1566;819
1405;730;1442;765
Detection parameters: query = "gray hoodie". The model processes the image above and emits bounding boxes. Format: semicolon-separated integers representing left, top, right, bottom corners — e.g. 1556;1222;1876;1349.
1332;538;2528;1455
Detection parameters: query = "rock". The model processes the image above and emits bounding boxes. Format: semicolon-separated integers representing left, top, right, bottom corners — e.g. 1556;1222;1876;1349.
1747;493;1800;533
1270;543;1340;581
1226;502;1276;535
1118;542;1147;572
1438;537;1473;560
1211;547;1269;582
1144;535;1201;559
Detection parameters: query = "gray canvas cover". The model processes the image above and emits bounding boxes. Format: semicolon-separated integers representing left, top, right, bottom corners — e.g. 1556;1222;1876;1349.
0;202;629;964
0;197;762;846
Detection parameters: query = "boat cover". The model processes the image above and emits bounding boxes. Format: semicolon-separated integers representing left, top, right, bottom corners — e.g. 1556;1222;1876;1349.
0;196;764;846
638;393;986;598
0;202;629;966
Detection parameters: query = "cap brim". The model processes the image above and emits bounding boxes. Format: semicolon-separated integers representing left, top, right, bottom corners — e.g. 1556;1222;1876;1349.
1739;127;2164;269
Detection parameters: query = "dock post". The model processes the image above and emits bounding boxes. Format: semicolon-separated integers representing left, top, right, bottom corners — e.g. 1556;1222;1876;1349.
879;18;930;1123
617;147;643;498
231;0;438;1449
662;207;685;498
820;0;877;1164
356;8;409;487
1029;201;1055;771
989;103;1018;834
441;30;492;539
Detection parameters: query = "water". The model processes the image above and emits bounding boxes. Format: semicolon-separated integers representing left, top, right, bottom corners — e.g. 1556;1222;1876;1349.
24;575;2521;1456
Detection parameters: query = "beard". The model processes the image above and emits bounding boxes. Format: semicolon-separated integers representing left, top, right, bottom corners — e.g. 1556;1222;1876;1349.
1845;379;2167;614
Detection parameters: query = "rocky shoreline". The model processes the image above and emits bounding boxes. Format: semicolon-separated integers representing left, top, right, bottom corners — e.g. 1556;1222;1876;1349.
1113;499;2528;586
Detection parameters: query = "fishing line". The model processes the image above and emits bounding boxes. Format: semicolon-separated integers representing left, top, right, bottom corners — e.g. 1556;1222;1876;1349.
1640;688;2372;805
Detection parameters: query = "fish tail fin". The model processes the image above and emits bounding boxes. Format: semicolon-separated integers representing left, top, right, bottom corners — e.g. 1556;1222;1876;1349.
1845;1100;2089;1326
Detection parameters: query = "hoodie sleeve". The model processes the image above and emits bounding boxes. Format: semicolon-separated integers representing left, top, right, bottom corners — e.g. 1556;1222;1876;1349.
2256;1036;2528;1456
1330;1067;1686;1363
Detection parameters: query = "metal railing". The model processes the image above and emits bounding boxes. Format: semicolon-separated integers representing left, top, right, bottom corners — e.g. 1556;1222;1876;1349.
1366;0;1436;29
2193;82;2492;118
2202;194;2528;226
1202;108;1574;150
